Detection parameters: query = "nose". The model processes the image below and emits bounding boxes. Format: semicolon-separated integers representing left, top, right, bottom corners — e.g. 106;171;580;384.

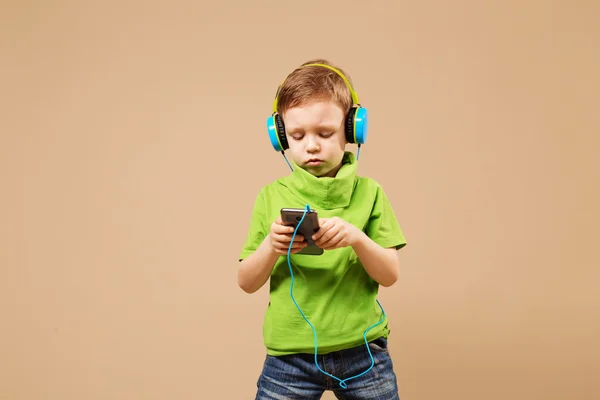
305;135;320;152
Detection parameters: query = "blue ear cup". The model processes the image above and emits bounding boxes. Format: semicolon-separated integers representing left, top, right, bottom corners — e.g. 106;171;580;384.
354;107;368;144
345;106;368;145
267;115;282;152
267;113;289;152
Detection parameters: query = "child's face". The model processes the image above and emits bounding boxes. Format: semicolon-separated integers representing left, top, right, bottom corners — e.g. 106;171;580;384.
282;99;347;178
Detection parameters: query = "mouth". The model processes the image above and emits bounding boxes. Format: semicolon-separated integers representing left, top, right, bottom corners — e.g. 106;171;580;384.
306;158;323;166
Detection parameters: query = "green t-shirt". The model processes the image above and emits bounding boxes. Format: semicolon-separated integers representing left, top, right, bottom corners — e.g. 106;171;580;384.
239;151;406;356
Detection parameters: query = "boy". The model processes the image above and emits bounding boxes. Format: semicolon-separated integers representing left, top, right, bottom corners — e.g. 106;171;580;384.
238;59;407;399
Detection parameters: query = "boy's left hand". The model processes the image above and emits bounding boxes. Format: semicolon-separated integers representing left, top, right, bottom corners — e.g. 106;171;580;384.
312;217;361;250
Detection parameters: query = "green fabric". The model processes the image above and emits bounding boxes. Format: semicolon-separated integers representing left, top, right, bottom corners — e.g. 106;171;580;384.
239;151;406;356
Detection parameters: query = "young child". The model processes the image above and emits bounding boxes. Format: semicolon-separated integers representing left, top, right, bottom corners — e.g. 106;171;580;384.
238;59;407;400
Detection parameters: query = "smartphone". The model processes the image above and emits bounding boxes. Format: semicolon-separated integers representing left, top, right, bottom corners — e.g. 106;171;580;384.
280;208;324;256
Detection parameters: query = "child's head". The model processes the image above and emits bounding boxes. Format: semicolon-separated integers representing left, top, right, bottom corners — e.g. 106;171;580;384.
275;59;356;178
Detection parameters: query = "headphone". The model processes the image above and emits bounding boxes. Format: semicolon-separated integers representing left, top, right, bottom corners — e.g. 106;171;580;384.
266;63;368;153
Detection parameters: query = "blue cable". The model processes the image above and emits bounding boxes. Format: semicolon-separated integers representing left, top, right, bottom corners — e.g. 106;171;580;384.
281;151;293;171
287;204;386;389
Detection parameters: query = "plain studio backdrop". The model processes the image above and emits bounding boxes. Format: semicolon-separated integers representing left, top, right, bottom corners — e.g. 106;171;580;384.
1;1;599;399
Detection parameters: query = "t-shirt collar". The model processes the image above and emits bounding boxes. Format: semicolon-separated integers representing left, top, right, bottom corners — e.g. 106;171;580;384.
281;151;357;210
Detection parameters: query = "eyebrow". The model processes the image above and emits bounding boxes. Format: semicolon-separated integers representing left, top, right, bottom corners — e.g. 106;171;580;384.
287;123;339;134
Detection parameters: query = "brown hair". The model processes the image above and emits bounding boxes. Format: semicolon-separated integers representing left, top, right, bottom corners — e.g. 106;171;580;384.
275;59;355;116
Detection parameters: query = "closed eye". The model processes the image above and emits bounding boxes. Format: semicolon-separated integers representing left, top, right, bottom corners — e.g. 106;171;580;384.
289;132;334;140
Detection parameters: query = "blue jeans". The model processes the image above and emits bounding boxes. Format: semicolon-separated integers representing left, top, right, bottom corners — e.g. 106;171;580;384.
255;337;400;399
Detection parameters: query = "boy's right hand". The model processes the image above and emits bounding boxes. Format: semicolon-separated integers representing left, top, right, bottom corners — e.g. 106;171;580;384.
268;217;307;255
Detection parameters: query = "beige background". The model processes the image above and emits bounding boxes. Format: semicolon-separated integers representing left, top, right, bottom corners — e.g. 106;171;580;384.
1;1;599;399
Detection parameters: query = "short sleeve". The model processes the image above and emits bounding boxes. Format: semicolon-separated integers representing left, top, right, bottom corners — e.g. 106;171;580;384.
365;184;407;250
239;189;268;261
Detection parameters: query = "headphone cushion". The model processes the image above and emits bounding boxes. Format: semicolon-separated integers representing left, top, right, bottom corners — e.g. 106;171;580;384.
274;114;288;150
345;107;357;143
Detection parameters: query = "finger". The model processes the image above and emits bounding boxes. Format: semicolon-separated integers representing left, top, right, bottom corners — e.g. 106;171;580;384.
312;221;332;241
318;218;330;228
288;234;306;243
275;241;306;253
287;231;306;241
276;245;304;254
273;224;297;235
273;231;306;243
289;246;307;254
315;225;338;245
320;231;344;249
277;247;304;255
273;233;305;243
290;241;308;250
319;235;344;250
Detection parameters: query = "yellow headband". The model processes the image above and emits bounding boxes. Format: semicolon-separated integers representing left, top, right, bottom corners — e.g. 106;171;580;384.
272;63;360;113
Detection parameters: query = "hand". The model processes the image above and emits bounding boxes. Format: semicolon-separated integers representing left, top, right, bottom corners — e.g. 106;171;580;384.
268;216;307;255
312;217;361;251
